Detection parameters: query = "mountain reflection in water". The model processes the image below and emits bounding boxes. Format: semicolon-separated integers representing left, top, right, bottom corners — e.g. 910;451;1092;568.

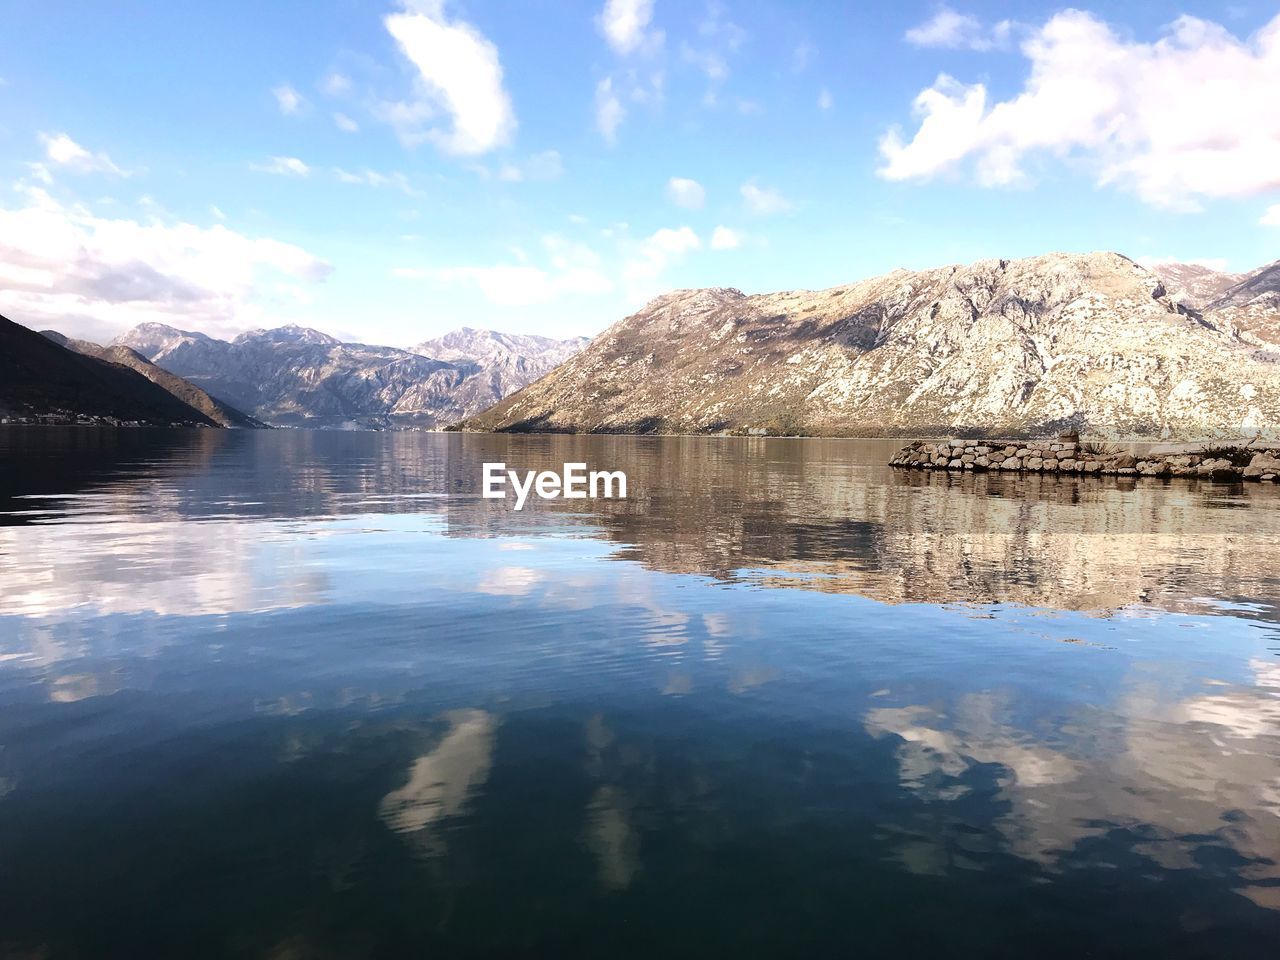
0;427;1277;958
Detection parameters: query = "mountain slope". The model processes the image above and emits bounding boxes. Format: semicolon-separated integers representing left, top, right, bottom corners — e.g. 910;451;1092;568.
1202;260;1280;350
0;314;219;426
461;252;1280;440
413;328;588;378
110;324;589;429
41;331;263;428
1146;261;1243;309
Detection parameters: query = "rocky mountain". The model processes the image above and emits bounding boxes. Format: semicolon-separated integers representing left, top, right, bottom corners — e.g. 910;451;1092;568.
40;331;263;428
1;314;220;427
1146;261;1243;308
112;323;589;429
414;328;589;381
408;328;591;426
1202;260;1280;351
461;252;1280;440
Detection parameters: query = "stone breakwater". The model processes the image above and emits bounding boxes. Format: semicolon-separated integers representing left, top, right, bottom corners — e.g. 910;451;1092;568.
890;438;1280;482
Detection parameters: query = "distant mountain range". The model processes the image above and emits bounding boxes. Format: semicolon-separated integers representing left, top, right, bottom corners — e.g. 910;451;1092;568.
463;253;1280;440
110;323;589;429
10;253;1280;438
1;313;222;427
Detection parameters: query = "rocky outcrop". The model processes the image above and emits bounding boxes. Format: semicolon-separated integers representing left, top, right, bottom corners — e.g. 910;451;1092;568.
891;435;1280;482
461;252;1280;440
111;323;589;429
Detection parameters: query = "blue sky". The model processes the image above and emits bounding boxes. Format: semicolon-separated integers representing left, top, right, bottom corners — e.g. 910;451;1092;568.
1;0;1278;347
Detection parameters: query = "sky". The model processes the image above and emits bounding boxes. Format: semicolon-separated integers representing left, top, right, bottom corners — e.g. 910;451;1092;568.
1;0;1278;348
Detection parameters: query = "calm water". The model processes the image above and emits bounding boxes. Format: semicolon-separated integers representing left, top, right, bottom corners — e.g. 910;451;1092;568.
1;428;1279;958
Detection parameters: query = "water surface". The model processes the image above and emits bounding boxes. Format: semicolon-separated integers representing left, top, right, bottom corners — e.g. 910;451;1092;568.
1;428;1278;958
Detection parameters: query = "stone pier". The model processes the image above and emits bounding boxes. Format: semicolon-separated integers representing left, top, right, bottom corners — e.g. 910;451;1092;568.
890;436;1280;482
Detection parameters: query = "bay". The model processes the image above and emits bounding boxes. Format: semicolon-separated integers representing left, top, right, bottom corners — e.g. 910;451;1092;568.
0;428;1278;958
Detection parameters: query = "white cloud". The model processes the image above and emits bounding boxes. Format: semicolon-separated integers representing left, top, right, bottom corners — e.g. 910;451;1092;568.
333;112;360;133
882;10;1280;210
1262;204;1280;226
666;176;705;209
683;44;728;83
710;226;742;249
644;225;700;256
741;180;792;215
397;233;611;307
333;167;422;196
272;83;305;115
0;185;331;340
686;2;745;81
905;7;1013;51
497;149;564;182
594;0;666;144
210;205;227;221
39;132;125;176
322;72;352;96
402;224;705;308
595;77;626;144
623;225;700;291
712;12;746;46
382;1;515;155
252;156;310;177
817;87;833;110
598;0;662;56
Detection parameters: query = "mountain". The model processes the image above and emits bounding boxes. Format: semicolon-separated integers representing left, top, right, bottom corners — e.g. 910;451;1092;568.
460;252;1280;440
1202;260;1280;351
410;328;591;423
236;323;342;347
413;328;589;380
1146;261;1243;308
0;314;220;427
40;331;264;428
114;323;471;429
112;323;589;429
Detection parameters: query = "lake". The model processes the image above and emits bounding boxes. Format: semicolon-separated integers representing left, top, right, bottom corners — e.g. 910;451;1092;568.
1;427;1278;958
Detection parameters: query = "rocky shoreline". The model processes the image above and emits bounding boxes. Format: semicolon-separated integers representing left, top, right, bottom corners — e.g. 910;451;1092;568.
890;436;1280;482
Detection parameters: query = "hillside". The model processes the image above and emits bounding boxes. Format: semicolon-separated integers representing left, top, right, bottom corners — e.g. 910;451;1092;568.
460;252;1280;440
1202;261;1280;351
40;332;263;428
1146;261;1243;308
0;314;219;427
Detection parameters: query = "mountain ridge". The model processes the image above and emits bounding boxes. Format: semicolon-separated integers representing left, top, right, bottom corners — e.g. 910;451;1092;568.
40;331;264;428
461;252;1280;440
1;314;221;427
110;323;589;429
